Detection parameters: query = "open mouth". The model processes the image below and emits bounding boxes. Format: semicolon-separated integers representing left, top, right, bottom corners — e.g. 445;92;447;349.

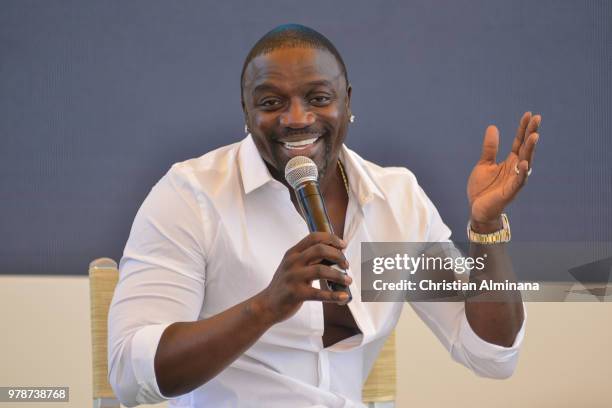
282;137;320;150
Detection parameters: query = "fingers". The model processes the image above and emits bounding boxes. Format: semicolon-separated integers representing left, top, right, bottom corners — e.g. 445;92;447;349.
290;232;346;254
303;286;351;303
510;112;541;176
479;125;499;164
511;111;531;154
303;264;352;285
269;233;352;320
300;242;349;268
524;114;541;142
507;115;539;197
516;113;541;159
521;132;539;169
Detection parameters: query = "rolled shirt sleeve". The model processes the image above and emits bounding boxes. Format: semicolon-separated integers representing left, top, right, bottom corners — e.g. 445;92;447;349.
456;304;526;378
107;164;209;406
410;301;526;379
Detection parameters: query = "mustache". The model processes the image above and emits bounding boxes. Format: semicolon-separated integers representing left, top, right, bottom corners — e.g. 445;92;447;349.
273;126;327;140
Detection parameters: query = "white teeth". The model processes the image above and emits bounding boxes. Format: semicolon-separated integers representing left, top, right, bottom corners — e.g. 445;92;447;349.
284;137;319;149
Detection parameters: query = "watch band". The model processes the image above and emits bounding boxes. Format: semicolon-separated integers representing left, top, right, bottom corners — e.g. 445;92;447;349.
467;213;511;244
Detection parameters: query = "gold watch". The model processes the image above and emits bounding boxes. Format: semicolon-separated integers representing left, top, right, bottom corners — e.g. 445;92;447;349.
467;213;511;244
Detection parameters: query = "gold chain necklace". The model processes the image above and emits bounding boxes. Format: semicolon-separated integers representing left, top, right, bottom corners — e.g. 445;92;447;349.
338;160;349;194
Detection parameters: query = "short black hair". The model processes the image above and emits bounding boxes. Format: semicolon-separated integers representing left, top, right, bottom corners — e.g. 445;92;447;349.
240;24;348;97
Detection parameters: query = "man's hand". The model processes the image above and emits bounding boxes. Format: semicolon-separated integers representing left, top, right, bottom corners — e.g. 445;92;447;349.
467;112;541;231
257;232;352;325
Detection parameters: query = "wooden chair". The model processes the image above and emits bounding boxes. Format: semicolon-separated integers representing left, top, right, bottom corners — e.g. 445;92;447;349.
89;257;396;408
89;257;121;408
362;331;396;408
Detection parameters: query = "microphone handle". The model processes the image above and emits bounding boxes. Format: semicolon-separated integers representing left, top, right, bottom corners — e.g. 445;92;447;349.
295;182;352;301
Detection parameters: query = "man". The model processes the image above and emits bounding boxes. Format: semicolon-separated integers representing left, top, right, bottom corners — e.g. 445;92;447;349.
108;24;540;407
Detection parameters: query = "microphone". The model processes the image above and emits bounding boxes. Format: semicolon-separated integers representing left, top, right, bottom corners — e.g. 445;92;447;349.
285;156;352;301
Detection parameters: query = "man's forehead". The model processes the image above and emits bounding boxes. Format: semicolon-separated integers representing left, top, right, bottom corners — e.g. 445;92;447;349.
243;47;344;90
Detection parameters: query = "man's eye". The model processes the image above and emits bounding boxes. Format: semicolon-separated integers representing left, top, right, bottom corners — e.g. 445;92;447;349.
260;99;281;108
310;96;331;105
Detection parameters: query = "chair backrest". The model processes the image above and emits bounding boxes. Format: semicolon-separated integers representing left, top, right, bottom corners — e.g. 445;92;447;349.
89;258;120;408
362;330;396;407
88;257;396;407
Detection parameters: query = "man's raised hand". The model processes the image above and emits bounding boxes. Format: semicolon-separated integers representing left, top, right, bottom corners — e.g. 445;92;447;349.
467;112;541;228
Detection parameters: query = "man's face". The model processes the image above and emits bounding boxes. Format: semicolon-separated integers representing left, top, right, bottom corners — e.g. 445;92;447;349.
242;47;351;180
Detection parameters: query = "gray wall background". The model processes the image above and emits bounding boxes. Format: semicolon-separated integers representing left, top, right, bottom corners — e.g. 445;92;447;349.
1;1;610;275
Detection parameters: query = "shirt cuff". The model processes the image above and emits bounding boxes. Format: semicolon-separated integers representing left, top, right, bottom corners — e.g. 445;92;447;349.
459;303;527;362
131;323;173;403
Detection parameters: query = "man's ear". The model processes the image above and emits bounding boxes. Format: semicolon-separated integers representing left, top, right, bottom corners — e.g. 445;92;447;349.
346;83;353;114
241;98;249;128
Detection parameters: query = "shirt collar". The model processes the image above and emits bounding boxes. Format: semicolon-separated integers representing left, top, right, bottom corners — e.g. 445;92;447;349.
339;145;386;205
238;134;386;204
238;134;275;194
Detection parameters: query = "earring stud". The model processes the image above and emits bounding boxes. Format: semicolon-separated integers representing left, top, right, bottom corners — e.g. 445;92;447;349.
244;124;249;134
349;114;355;123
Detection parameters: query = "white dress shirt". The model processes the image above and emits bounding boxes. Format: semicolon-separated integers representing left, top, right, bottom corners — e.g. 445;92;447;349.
108;135;526;408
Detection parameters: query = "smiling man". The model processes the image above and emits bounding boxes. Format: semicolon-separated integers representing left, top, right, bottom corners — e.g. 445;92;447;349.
108;24;540;408
243;45;350;180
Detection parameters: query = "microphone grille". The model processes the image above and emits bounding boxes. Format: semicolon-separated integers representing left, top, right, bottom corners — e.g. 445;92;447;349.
285;156;318;188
